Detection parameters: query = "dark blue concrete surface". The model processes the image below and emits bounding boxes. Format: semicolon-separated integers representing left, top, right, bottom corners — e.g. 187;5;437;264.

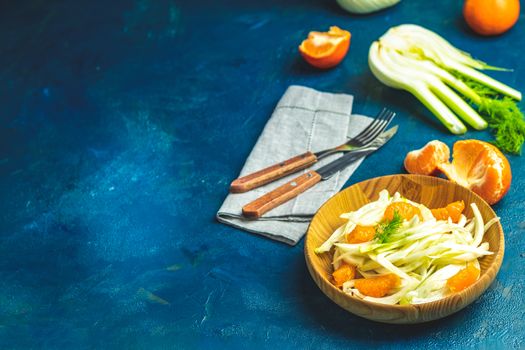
0;0;524;349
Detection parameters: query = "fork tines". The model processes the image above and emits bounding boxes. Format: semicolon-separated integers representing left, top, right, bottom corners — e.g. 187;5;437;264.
353;108;396;146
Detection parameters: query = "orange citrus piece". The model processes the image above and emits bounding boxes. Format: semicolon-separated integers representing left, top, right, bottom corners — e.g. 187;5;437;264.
346;225;376;244
464;0;520;36
299;26;351;69
354;274;400;298
332;263;356;288
383;202;422;221
404;140;450;176
447;262;481;293
437;140;512;205
431;201;465;223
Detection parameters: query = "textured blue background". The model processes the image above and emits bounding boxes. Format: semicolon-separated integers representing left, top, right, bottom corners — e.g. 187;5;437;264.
0;0;524;349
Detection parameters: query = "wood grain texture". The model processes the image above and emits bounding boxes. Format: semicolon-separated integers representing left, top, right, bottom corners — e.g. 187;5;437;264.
230;152;317;193
242;170;322;218
304;174;505;324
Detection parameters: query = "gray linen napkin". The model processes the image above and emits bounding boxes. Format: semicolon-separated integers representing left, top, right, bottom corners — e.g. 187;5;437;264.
217;85;372;245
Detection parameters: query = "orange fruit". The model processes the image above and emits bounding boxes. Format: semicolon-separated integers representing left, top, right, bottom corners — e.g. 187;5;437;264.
404;140;450;176
463;0;520;36
354;274;400;298
346;225;376;244
438;140;512;205
383;202;423;221
332;263;356;288
447;262;480;293
431;201;465;223
299;26;351;69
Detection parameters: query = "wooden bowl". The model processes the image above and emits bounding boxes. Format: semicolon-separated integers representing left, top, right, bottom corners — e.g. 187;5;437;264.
304;174;504;324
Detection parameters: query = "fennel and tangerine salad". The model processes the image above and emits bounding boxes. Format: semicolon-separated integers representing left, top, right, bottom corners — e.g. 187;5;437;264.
315;190;499;305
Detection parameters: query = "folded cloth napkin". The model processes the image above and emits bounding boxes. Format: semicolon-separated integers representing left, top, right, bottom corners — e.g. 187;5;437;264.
217;85;372;245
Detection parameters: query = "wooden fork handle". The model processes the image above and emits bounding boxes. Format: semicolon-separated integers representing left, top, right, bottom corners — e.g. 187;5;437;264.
242;170;322;218
230;152;317;193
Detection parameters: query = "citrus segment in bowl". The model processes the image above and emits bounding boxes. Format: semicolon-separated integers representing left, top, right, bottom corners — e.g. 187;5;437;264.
447;262;481;293
332;263;356;288
383;202;422;221
346;225;376;244
354;274;401;298
431;201;465;223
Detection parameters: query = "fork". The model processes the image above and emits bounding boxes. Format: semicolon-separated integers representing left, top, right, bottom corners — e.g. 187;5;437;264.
230;108;395;193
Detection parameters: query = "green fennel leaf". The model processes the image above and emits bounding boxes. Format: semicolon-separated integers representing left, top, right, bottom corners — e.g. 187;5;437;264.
455;74;525;154
375;210;403;244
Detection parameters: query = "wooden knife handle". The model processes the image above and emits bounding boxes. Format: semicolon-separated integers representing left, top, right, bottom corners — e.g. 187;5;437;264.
230;152;317;193
242;170;322;218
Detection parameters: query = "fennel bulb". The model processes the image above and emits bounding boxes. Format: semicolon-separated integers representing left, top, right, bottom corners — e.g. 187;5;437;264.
337;0;400;14
369;24;525;154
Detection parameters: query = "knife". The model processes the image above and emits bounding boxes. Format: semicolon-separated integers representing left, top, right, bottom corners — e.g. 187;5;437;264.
242;126;398;218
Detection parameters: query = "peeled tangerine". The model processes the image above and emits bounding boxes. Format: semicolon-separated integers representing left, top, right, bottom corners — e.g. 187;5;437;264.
404;140;450;176
299;26;351;69
438;140;512;205
405;140;512;205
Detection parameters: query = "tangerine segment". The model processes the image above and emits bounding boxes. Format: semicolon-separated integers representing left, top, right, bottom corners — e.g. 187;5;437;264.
354;274;400;298
404;140;450;176
431;201;465;223
299;26;351;69
438;140;512;205
447;262;480;293
346;225;376;244
332;263;356;288
464;0;520;36
383;202;422;221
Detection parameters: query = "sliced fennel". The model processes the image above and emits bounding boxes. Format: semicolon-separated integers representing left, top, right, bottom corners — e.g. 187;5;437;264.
336;0;400;14
369;24;525;154
317;190;496;305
